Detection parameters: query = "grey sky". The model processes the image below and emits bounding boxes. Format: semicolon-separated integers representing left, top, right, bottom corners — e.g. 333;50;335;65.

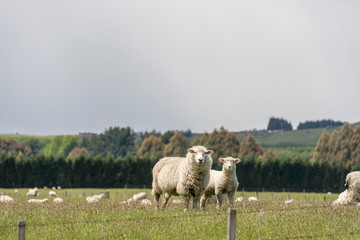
1;1;359;135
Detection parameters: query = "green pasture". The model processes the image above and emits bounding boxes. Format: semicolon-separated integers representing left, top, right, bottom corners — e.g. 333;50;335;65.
1;189;360;239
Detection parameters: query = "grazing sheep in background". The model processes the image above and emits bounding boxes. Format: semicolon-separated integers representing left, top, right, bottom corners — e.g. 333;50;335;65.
26;187;39;197
152;145;214;211
200;157;241;210
28;198;49;203
49;191;57;197
333;171;360;205
14;189;18;193
0;195;14;203
92;193;105;200
285;199;294;204
248;196;258;202
132;192;147;201
53;197;64;203
57;186;62;190
235;197;243;203
86;196;99;203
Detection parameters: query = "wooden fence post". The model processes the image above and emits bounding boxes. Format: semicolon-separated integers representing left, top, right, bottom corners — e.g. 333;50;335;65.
227;208;237;240
18;220;26;240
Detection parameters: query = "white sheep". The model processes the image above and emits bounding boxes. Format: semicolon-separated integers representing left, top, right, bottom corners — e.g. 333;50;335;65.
86;196;99;203
92;193;105;200
152;145;214;211
0;195;14;203
49;191;57;197
248;196;258;202
53;197;64;203
200;157;241;210
235;197;243;203
333;171;360;205
28;198;49;203
26;187;39;197
285;199;294;204
132;192;147;201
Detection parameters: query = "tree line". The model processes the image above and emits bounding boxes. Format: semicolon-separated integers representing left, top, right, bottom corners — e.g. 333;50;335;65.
0;151;350;192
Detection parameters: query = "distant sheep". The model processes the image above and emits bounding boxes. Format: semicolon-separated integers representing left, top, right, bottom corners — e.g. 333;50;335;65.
28;198;49;203
248;196;258;202
235;197;243;203
0;195;14;203
132;192;147;201
53;197;64;203
285;199;294;204
49;191;57;197
86;196;99;203
152;145;214;211
92;193;105;200
333;171;360;205
200;157;241;210
26;187;39;197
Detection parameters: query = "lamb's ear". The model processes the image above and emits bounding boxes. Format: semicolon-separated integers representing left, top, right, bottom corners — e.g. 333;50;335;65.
234;158;241;163
205;150;214;155
219;158;225;163
187;148;196;154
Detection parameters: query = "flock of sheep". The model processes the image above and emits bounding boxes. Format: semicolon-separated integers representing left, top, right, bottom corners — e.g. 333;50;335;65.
1;145;360;208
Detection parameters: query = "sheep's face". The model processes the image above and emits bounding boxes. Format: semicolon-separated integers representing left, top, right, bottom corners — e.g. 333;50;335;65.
187;146;214;165
219;157;241;172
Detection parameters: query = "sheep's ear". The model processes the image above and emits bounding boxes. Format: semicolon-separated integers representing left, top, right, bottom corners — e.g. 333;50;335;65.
219;158;225;163
187;148;196;154
205;150;214;155
234;158;241;163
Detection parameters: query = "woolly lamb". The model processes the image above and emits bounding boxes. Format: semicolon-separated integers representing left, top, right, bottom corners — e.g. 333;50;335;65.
200;157;240;210
49;191;57;197
28;198;49;203
0;195;14;203
53;197;64;203
333;171;360;205
152;145;214;211
26;187;39;197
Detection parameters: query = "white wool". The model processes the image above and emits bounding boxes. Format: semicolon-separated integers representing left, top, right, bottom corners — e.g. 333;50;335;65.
235;197;243;203
26;187;39;197
57;186;62;190
200;157;241;210
53;197;64;203
333;171;360;205
0;195;14;203
285;199;294;204
92;193;105;200
132;192;147;201
152;145;214;211
248;197;258;202
171;199;183;205
86;196;99;203
28;198;49;203
49;191;57;197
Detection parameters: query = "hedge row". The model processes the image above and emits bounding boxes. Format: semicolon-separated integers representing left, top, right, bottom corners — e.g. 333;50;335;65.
0;154;352;192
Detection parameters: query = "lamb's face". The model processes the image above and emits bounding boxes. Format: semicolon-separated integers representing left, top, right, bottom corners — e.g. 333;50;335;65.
219;157;241;172
187;146;214;165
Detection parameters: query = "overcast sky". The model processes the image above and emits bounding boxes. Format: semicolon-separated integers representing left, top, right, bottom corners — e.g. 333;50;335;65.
1;1;359;135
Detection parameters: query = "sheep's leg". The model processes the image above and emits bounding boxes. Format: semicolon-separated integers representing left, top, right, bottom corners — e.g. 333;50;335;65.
216;193;223;210
200;194;210;210
228;190;236;208
154;193;161;210
192;195;200;210
183;195;190;212
162;192;171;209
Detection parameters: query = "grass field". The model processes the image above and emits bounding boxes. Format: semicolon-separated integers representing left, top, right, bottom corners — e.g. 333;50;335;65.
1;188;360;239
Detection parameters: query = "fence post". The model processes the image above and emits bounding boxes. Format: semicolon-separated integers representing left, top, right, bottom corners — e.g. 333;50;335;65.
18;220;26;240
227;208;237;240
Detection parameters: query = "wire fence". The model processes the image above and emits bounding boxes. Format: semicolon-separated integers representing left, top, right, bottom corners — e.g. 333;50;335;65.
2;204;360;239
